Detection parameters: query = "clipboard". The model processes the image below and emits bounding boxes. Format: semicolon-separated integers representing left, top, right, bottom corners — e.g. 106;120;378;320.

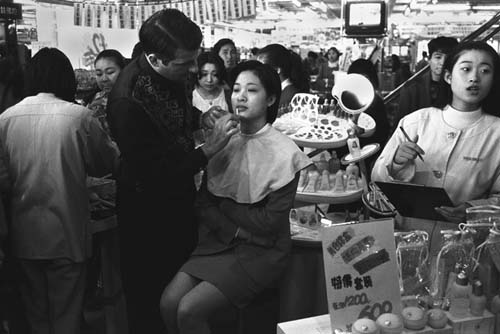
375;181;454;221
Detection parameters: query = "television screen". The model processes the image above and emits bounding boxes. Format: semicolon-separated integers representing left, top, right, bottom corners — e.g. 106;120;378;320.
350;3;382;26
345;1;387;36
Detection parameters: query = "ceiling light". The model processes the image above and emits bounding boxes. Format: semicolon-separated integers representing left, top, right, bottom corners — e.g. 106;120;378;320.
393;5;408;11
472;5;500;11
422;3;470;11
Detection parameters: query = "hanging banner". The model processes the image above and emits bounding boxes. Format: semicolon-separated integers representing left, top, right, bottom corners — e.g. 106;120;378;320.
0;2;22;20
72;0;254;28
320;219;401;332
108;5;115;29
74;3;82;26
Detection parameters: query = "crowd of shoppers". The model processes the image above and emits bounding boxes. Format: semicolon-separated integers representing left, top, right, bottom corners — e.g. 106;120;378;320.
0;6;499;334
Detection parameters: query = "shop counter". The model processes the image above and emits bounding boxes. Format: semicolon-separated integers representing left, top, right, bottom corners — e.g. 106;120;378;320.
277;314;331;334
277;314;458;334
277;311;496;334
279;238;328;322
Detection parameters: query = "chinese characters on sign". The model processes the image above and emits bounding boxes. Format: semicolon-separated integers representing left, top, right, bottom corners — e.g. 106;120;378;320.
331;274;373;290
320;219;401;332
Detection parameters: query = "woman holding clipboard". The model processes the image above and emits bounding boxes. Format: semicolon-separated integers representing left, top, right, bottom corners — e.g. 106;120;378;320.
371;41;500;225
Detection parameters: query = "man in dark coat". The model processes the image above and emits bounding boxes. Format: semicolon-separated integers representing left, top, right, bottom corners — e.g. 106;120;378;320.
107;9;238;333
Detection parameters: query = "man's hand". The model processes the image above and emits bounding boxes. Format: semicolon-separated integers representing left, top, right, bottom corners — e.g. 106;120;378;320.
201;113;239;159
435;203;469;224
201;106;227;130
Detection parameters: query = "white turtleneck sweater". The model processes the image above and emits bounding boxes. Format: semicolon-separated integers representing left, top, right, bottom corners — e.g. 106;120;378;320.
442;105;482;130
372;105;500;207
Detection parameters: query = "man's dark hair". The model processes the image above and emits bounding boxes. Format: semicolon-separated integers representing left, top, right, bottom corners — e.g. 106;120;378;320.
258;44;309;93
131;42;143;60
24;48;76;102
428;36;458;57
139;9;202;62
212;38;236;56
307;51;318;59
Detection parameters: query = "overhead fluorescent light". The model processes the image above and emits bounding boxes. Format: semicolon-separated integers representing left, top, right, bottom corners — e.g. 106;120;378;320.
392;5;408;11
421;3;470;11
472;5;500;11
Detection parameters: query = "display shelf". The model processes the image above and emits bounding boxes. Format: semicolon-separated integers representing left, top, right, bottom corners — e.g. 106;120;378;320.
296;188;363;204
277;99;377;221
341;143;380;165
446;309;495;334
274;112;376;150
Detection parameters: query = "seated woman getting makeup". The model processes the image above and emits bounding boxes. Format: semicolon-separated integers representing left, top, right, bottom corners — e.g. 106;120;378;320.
371;41;500;227
160;60;312;334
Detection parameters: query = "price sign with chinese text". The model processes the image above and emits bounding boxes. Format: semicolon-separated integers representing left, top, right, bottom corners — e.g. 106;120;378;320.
320;219;401;332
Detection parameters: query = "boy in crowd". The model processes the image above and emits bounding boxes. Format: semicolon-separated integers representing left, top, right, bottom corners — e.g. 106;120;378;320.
393;36;458;130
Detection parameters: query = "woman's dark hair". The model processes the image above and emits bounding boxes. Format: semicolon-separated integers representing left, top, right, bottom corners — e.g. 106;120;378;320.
139;9;202;62
348;59;379;90
229;60;281;124
196;52;227;84
391;54;401;72
437;41;500;116
327;47;341;59
95;49;126;69
212;38;235;56
24;48;76;102
257;44;309;93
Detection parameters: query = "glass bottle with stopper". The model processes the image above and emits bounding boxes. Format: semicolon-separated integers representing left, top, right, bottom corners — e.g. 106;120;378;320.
347;128;361;158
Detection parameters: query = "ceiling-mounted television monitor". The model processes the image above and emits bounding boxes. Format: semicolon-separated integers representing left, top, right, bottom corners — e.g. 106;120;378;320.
344;0;387;37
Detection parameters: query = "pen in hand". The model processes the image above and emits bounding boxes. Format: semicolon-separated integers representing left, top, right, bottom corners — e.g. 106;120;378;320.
399;126;425;162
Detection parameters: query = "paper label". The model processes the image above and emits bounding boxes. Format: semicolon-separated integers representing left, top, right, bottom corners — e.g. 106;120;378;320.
320;219;402;332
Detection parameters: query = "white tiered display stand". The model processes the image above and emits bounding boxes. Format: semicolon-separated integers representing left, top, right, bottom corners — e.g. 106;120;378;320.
273;92;379;210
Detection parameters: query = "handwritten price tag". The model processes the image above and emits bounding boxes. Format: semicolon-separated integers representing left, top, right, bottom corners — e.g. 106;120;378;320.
332;293;371;310
320;219;401;331
358;300;393;320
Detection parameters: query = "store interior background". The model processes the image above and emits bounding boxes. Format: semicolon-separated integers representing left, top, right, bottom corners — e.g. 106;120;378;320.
5;0;500;75
1;1;500;333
